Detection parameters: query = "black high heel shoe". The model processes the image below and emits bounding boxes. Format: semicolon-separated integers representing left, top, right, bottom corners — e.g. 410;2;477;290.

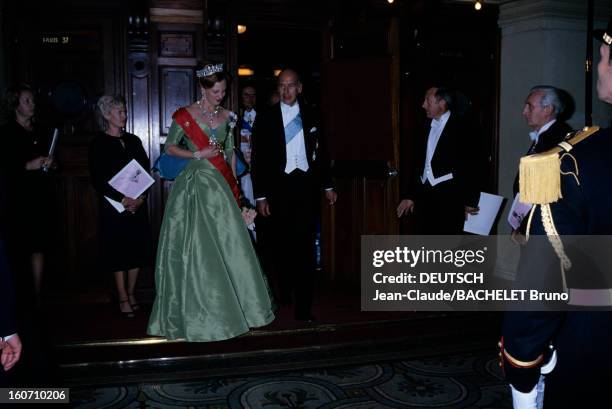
118;299;135;318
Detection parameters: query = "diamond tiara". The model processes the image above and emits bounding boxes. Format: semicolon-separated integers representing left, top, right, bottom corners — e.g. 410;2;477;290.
196;63;224;78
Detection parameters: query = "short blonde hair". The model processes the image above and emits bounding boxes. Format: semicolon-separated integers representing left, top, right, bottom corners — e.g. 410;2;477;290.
96;95;125;131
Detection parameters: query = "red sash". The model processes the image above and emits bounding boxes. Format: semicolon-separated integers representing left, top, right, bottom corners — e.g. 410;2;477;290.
173;108;240;206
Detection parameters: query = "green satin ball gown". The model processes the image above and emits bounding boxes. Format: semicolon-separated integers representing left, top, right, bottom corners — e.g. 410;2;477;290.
147;117;275;342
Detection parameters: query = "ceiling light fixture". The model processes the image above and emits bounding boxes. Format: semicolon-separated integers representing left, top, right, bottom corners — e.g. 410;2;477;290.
474;1;482;11
238;67;254;76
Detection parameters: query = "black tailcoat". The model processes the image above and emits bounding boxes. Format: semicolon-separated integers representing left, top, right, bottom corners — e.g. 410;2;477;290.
401;112;481;234
250;99;332;318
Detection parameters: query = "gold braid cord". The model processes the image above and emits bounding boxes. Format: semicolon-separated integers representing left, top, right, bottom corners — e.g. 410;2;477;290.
540;204;570;293
559;152;580;186
525;205;537;241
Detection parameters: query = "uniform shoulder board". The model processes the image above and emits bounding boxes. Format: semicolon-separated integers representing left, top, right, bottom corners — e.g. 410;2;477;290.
564;126;599;147
519;126;600;205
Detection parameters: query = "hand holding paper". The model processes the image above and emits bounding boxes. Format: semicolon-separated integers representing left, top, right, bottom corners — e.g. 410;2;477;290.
106;159;154;213
42;128;59;173
108;159;154;199
463;192;505;235
507;193;533;230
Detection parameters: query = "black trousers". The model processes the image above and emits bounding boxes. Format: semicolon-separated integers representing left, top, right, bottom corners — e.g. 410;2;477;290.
415;181;465;235
265;170;317;319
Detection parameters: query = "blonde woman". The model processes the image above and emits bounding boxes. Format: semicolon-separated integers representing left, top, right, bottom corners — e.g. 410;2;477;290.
89;95;152;318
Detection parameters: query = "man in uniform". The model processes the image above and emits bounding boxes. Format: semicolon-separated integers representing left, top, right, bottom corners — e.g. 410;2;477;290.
501;17;612;408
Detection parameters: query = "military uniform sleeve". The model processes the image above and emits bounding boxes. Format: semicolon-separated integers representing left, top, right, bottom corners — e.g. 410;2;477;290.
501;150;586;393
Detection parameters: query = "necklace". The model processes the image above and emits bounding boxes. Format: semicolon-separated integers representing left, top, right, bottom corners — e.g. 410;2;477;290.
198;98;221;126
197;98;224;156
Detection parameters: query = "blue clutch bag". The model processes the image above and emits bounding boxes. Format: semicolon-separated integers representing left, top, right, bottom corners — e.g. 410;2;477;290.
153;152;189;180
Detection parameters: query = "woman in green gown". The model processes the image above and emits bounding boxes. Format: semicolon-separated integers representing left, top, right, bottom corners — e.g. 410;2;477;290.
147;63;274;342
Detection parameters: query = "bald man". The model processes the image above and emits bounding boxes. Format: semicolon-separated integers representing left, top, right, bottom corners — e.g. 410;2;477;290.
251;69;336;321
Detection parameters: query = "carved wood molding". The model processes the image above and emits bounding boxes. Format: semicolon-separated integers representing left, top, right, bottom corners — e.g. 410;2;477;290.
150;8;204;24
157;57;197;66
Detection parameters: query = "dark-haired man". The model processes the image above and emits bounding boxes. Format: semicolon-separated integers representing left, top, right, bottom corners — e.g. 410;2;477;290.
397;86;480;234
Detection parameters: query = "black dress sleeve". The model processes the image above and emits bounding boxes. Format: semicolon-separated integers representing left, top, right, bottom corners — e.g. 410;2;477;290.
127;133;152;196
88;135;124;202
0;123;29;177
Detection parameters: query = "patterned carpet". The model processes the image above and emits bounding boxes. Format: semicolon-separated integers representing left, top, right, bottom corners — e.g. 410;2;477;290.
71;347;511;408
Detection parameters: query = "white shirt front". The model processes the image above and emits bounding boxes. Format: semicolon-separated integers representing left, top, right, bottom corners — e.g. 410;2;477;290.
529;119;556;144
421;110;453;186
281;101;309;174
242;109;256;129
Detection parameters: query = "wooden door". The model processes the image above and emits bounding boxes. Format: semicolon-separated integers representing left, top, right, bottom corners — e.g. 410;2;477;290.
320;20;401;288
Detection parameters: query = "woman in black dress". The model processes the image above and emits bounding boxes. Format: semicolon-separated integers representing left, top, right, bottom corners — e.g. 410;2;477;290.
0;84;55;304
88;95;152;318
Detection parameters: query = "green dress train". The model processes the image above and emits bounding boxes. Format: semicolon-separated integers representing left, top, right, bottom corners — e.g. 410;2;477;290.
147;116;275;342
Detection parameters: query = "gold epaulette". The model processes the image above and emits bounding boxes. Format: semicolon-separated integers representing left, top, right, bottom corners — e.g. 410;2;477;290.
519;126;600;205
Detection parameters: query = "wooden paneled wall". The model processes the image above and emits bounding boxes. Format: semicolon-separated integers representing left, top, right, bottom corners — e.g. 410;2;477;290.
148;3;205;230
8;5;128;287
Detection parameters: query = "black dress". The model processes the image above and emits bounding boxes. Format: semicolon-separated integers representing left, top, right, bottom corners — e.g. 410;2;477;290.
88;132;152;273
0;120;54;253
